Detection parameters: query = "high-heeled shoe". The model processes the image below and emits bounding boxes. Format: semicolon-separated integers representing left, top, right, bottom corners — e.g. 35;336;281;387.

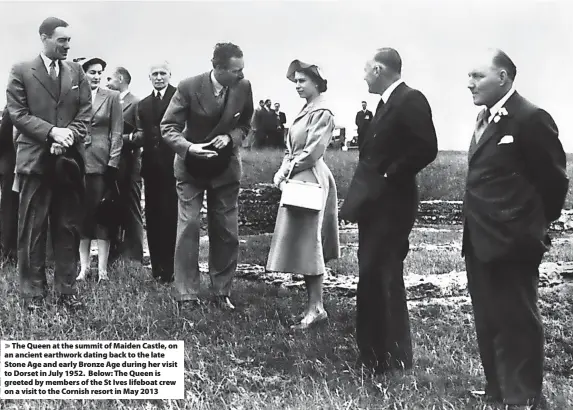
98;271;109;282
291;310;328;330
76;269;88;281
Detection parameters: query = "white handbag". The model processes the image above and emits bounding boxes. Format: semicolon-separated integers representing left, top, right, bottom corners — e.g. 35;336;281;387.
279;166;323;211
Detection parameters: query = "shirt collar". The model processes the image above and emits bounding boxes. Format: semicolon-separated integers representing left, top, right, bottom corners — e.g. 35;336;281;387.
119;90;130;100
40;52;60;75
381;79;404;103
210;70;225;96
154;87;167;98
487;86;516;122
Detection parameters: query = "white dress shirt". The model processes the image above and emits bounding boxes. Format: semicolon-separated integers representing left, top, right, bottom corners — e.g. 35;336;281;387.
119;90;130;101
40;52;60;77
381;79;405;103
91;88;98;104
487;86;516;123
210;70;226;97
154;87;167;99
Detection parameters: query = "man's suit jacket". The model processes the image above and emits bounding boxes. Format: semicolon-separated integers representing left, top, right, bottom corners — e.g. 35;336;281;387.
134;84;177;179
84;87;123;174
355;109;373;133
161;72;254;187
0;106;16;176
6;55;91;174
275;110;287;130
462;92;568;263
340;83;438;223
118;91;142;182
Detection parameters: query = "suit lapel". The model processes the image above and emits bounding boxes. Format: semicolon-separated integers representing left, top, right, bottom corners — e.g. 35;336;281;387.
195;73;219;115
361;86;401;151
468;93;519;163
92;88;107;117
204;82;245;140
31;56;58;101
59;61;73;101
158;85;175;116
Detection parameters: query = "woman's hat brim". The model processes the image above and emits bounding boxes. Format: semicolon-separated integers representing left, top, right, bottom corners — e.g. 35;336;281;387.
80;57;107;72
286;59;325;83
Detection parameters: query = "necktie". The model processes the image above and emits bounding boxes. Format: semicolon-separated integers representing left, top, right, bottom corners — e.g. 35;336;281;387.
155;91;162;101
49;60;58;81
474;108;490;144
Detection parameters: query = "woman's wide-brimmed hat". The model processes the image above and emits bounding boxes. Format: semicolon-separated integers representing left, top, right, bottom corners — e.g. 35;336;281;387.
286;59;326;83
77;56;107;72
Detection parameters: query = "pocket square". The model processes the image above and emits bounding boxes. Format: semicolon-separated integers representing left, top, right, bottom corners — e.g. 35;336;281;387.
71;85;79;90
234;112;240;118
498;135;514;145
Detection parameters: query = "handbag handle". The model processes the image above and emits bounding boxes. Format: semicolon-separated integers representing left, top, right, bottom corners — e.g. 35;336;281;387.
284;162;321;188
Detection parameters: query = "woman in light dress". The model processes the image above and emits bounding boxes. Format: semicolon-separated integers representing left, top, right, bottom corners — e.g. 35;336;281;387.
266;59;340;330
76;57;123;282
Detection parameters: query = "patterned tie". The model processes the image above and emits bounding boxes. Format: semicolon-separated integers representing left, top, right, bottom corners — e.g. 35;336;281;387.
474;108;490;144
49;60;58;81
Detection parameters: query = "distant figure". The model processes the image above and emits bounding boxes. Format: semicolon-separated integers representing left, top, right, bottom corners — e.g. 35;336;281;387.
132;62;178;283
340;48;438;373
243;100;264;149
106;66;145;265
6;17;91;311
354;101;373;148
161;42;254;312
463;49;567;408
76;57;123;282
267;59;340;330
0;106;18;262
272;102;287;147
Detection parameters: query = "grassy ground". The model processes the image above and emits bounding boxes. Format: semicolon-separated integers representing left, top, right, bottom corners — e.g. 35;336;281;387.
1;226;572;409
241;148;573;207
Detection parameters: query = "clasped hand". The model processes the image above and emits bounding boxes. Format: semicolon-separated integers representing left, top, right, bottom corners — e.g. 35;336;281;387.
187;135;230;159
50;127;74;148
50;142;66;155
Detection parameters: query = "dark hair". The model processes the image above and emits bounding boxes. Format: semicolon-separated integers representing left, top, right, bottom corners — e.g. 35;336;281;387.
492;49;517;81
373;47;402;75
361;101;367;104
115;67;132;85
211;43;243;69
265;99;271;104
39;17;68;37
298;68;328;93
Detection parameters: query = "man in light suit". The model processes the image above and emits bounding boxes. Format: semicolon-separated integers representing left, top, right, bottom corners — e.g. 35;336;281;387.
464;49;567;409
355;101;373;148
0;106;18;263
106;66;144;264
340;48;438;373
6;17;91;310
132;62;178;283
161;42;253;311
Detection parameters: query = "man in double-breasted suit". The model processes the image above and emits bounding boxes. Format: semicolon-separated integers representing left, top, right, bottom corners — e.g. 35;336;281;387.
161;42;253;311
0;106;18;262
355;101;373;148
132;62;177;283
6;17;91;310
464;49;567;409
107;66;144;264
340;48;438;373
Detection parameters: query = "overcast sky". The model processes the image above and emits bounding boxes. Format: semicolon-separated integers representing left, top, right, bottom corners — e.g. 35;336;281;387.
0;0;571;151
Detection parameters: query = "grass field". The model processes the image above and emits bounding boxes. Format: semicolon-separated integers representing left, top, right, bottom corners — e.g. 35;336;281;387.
241;148;573;207
1;148;572;409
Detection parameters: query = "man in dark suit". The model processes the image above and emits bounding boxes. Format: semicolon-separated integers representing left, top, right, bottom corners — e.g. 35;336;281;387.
464;49;567;409
106;66;144;264
132;62;177;283
340;48;438;373
0;106;18;263
272;102;287;148
355;101;373;148
161;42;253;311
6;17;91;310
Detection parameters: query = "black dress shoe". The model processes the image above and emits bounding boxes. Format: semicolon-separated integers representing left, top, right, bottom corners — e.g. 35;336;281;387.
57;295;84;311
213;296;235;311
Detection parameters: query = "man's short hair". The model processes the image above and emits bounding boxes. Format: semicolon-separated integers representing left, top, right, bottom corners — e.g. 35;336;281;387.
211;43;243;69
361;101;367;104
373;47;402;75
492;49;517;81
149;61;171;74
265;99;271;104
115;67;132;85
39;17;68;37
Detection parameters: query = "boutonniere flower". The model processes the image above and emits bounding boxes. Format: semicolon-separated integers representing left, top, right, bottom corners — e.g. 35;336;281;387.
493;107;508;123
